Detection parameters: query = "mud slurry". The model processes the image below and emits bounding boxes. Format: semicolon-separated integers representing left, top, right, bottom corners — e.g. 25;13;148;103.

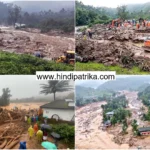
75;92;150;149
0;27;75;58
75;102;129;149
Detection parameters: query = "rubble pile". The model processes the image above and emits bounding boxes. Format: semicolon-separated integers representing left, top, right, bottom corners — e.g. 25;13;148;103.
0;108;26;124
0;108;28;149
0;122;26;149
76;32;150;71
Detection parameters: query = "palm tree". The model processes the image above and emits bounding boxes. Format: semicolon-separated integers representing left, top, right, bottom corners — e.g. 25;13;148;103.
40;81;73;101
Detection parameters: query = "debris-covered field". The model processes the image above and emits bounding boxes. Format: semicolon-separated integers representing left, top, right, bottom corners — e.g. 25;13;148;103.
75;91;150;149
0;27;75;59
76;25;150;72
0;108;28;149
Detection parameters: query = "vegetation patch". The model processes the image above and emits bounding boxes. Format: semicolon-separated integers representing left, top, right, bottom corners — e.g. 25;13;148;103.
0;51;73;74
76;62;150;74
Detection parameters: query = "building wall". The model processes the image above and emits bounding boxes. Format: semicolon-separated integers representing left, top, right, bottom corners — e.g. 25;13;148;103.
43;108;74;121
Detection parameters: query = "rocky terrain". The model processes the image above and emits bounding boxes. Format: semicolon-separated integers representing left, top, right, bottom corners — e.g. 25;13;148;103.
0;27;75;59
76;24;150;71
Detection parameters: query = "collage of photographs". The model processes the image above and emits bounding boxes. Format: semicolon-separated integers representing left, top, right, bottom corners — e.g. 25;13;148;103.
1;0;150;149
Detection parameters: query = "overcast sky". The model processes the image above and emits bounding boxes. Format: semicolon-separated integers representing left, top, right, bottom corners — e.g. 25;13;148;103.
75;75;133;87
79;0;150;8
0;76;74;99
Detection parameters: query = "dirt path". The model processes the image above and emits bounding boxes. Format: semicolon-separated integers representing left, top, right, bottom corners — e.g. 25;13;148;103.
0;27;75;58
75;102;129;149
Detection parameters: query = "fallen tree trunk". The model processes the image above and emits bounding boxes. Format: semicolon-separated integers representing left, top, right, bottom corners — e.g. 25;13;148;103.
5;140;19;149
0;139;7;149
8;113;13;121
4;118;20;123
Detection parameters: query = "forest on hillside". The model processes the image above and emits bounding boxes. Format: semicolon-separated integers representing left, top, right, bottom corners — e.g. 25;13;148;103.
0;2;74;33
76;0;150;26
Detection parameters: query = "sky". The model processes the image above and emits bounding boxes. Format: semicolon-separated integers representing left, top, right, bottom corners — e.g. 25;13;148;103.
79;0;150;8
0;76;74;99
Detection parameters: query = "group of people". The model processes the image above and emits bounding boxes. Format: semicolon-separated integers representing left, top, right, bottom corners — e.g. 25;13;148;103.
110;18;150;30
25;114;39;124
28;123;48;143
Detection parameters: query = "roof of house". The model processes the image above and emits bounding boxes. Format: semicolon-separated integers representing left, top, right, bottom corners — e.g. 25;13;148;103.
138;127;150;132
40;100;74;110
106;112;114;115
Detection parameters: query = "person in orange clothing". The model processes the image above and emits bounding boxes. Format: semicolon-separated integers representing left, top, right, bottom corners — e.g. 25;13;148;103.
136;23;140;29
33;123;38;135
112;20;115;27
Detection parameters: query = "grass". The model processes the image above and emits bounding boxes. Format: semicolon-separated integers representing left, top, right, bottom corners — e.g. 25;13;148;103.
0;51;74;74
76;62;150;75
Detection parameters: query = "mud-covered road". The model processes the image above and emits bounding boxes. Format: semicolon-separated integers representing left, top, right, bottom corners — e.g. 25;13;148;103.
0;27;75;58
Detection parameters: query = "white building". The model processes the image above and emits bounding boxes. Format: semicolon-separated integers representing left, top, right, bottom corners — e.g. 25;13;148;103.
40;99;74;122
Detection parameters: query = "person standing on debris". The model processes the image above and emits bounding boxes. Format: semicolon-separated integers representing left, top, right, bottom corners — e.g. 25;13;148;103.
24;115;27;122
27;116;31;125
36;129;43;143
87;29;92;39
36;115;38;122
28;125;34;139
34;123;38;135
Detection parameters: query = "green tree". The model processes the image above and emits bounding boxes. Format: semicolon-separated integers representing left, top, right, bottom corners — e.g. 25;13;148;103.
111;116;117;125
117;5;128;21
131;119;138;132
122;123;128;134
40;81;73;101
0;88;12;106
8;4;21;26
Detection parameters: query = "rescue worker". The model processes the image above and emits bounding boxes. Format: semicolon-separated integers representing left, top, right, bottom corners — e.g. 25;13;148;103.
36;129;43;143
28;125;34;139
33;123;38;135
136;22;140;29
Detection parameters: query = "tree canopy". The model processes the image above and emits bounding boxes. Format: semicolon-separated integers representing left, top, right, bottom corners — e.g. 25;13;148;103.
40;81;73;101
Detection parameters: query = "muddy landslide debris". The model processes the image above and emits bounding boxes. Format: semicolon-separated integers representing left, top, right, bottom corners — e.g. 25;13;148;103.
76;24;150;71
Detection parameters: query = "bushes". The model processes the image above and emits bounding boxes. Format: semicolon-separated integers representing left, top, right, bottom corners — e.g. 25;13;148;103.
52;123;74;148
0;51;73;74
